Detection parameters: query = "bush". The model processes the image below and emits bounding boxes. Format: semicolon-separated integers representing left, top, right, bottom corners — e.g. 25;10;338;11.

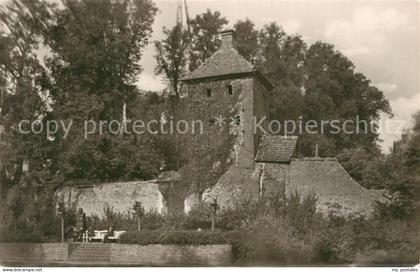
0;186;62;243
141;211;166;230
183;203;213;230
88;205;166;231
119;230;163;245
119;230;233;245
162;230;229;245
352;219;420;265
231;193;324;265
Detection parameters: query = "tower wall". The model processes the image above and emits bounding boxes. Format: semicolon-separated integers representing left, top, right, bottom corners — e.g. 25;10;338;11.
184;76;259;169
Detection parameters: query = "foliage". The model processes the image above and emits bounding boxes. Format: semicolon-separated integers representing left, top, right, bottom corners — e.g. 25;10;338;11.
0;186;63;243
119;229;231;245
302;42;391;155
234;19;259;64
0;0;54;192
337;147;387;189
374;111;420;219
188;9;228;71
87;205;166;232
229;193;419;265
42;0;159;183
133;201;145;218
227;19;392;156
154;25;190;99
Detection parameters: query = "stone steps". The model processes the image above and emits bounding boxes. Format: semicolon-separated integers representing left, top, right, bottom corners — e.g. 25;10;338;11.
68;243;110;262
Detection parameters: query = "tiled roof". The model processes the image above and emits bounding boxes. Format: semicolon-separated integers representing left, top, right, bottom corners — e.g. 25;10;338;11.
182;47;255;81
255;135;298;163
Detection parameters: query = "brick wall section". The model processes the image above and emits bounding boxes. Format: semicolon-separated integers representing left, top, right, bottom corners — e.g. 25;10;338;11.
0;243;68;262
56;180;166;217
0;243;232;266
110;244;232;266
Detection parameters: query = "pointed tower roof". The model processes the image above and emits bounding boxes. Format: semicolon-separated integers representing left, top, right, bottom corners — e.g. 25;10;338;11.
181;29;273;90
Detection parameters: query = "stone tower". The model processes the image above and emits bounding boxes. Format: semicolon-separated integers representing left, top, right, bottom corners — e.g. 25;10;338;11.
180;29;273;209
181;29;273;170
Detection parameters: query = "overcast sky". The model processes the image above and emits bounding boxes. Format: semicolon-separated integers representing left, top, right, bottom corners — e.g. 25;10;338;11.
138;0;419;152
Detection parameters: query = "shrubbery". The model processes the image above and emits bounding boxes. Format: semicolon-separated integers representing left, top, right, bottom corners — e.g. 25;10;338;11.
119;230;232;245
0;186;65;243
1;186;418;266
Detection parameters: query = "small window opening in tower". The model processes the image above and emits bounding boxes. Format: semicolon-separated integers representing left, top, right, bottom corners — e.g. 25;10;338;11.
206;89;212;97
226;85;233;95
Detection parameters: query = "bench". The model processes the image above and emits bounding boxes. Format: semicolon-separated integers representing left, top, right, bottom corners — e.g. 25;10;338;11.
89;230;108;242
107;230;126;243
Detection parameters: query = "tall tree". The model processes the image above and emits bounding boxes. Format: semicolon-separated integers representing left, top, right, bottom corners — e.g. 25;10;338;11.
188;9;228;71
0;0;54;192
372;113;420;220
46;0;157;120
258;22;306;128
258;22;286;83
234;18;259;64
154;25;190;100
45;0;160;182
302;42;391;155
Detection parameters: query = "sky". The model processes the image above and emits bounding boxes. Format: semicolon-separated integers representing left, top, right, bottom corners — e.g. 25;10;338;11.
138;0;419;153
1;0;418;153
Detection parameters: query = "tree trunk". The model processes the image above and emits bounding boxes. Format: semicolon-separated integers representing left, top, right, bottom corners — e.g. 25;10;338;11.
14;217;17;233
13;159;23;184
137;217;141;231
211;212;215;231
61;216;65;242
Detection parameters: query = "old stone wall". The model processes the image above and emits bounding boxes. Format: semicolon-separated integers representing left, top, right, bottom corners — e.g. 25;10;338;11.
287;158;384;216
202;165;258;208
56;180;167;217
258;158;384;217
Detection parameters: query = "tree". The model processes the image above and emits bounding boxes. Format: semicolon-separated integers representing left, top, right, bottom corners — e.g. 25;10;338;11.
337;147;387;189
258;22;286;83
154;25;190;100
379;112;420;220
46;0;157;120
188;9;228;71
0;0;54;191
6;186;25;232
257;22;306;130
234;19;259;64
44;0;160;183
302;42;391;154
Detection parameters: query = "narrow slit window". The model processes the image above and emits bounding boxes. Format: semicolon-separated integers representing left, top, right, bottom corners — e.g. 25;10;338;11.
226;85;233;95
206;89;212;97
